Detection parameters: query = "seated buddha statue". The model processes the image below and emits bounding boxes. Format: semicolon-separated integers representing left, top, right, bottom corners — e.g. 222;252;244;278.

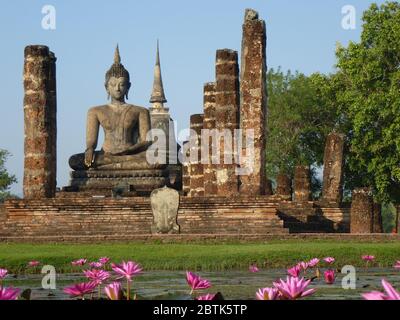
69;46;164;171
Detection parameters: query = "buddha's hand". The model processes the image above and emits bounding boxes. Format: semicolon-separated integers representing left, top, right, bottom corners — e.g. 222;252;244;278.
84;148;95;168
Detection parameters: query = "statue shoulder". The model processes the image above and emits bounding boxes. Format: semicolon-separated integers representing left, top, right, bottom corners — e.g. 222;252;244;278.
87;105;109;115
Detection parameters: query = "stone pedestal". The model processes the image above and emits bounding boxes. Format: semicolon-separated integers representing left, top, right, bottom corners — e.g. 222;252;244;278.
322;132;345;204
350;188;374;234
189;114;205;197
276;174;292;200
66;165;182;196
215;49;240;196
23;45;57;199
294;166;312;202
239;9;267;196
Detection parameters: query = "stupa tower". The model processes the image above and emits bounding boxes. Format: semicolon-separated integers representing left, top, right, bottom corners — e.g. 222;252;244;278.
149;41;177;164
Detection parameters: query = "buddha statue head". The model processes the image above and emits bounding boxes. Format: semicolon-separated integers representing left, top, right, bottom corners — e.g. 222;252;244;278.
105;45;131;101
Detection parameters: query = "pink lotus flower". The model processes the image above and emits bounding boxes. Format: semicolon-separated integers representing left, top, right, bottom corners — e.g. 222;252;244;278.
99;257;111;265
308;258;320;268
299;261;309;271
28;261;40;267
362;291;386;300
71;259;87;266
196;294;217;301
83;269;110;285
89;262;103;269
0;286;21;300
273;277;316;300
256;287;280;301
363;280;400;300
0;269;8;280
186;271;211;293
249;264;259;273
324;270;335;285
362;255;375;262
112;261;142;282
63;282;97;299
104;282;124;300
112;261;142;300
394;261;400;270
287;265;301;277
323;257;335;264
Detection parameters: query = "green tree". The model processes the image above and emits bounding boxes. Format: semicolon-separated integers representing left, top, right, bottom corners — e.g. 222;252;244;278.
331;2;400;231
0;149;17;202
335;2;400;205
266;68;339;196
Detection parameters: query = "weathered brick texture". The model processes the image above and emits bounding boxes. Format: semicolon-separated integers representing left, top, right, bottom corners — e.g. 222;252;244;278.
276;174;292;200
189;114;205;197
23;45;57;199
351;188;374;234
294;166;312;202
322;132;345;204
203;83;218;196
215;49;240;196
239;9;267;195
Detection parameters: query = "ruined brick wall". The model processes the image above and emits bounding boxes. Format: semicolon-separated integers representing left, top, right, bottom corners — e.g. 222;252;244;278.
23;45;57;199
322;132;345;204
203;83;218;196
189;114;204;197
350;188;374;234
294;166;312;202
0;198;289;240
239;9;267;196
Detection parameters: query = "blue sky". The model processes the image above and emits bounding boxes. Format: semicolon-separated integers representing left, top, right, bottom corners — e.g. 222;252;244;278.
0;0;387;195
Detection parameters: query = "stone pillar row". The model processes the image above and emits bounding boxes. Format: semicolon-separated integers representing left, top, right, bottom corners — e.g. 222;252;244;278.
186;9;268;198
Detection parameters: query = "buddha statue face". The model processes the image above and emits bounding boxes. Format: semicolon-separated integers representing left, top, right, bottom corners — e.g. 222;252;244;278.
105;45;131;101
106;76;131;101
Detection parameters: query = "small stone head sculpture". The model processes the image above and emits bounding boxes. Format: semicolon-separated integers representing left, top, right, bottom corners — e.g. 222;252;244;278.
105;45;131;101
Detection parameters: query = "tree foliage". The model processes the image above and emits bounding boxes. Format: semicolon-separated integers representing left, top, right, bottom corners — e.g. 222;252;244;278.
266;69;339;191
335;1;400;203
0;149;17;202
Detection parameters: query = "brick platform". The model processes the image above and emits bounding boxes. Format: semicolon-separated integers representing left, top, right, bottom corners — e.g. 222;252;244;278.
0;196;353;243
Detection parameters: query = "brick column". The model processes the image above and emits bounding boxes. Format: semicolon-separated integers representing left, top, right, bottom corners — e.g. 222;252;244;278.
276;174;292;200
239;9;267;196
215;49;240;196
265;179;273;196
350;188;374;234
182;141;191;196
372;203;383;233
203;82;218;196
23;45;57;199
189;114;204;197
322;132;345;204
294;166;312;202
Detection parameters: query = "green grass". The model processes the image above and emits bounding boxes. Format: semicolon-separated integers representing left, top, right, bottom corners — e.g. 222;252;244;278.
0;241;399;273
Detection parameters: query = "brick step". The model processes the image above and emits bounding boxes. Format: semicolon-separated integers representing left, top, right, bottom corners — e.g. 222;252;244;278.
2;233;320;243
5;221;284;231
0;226;289;237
